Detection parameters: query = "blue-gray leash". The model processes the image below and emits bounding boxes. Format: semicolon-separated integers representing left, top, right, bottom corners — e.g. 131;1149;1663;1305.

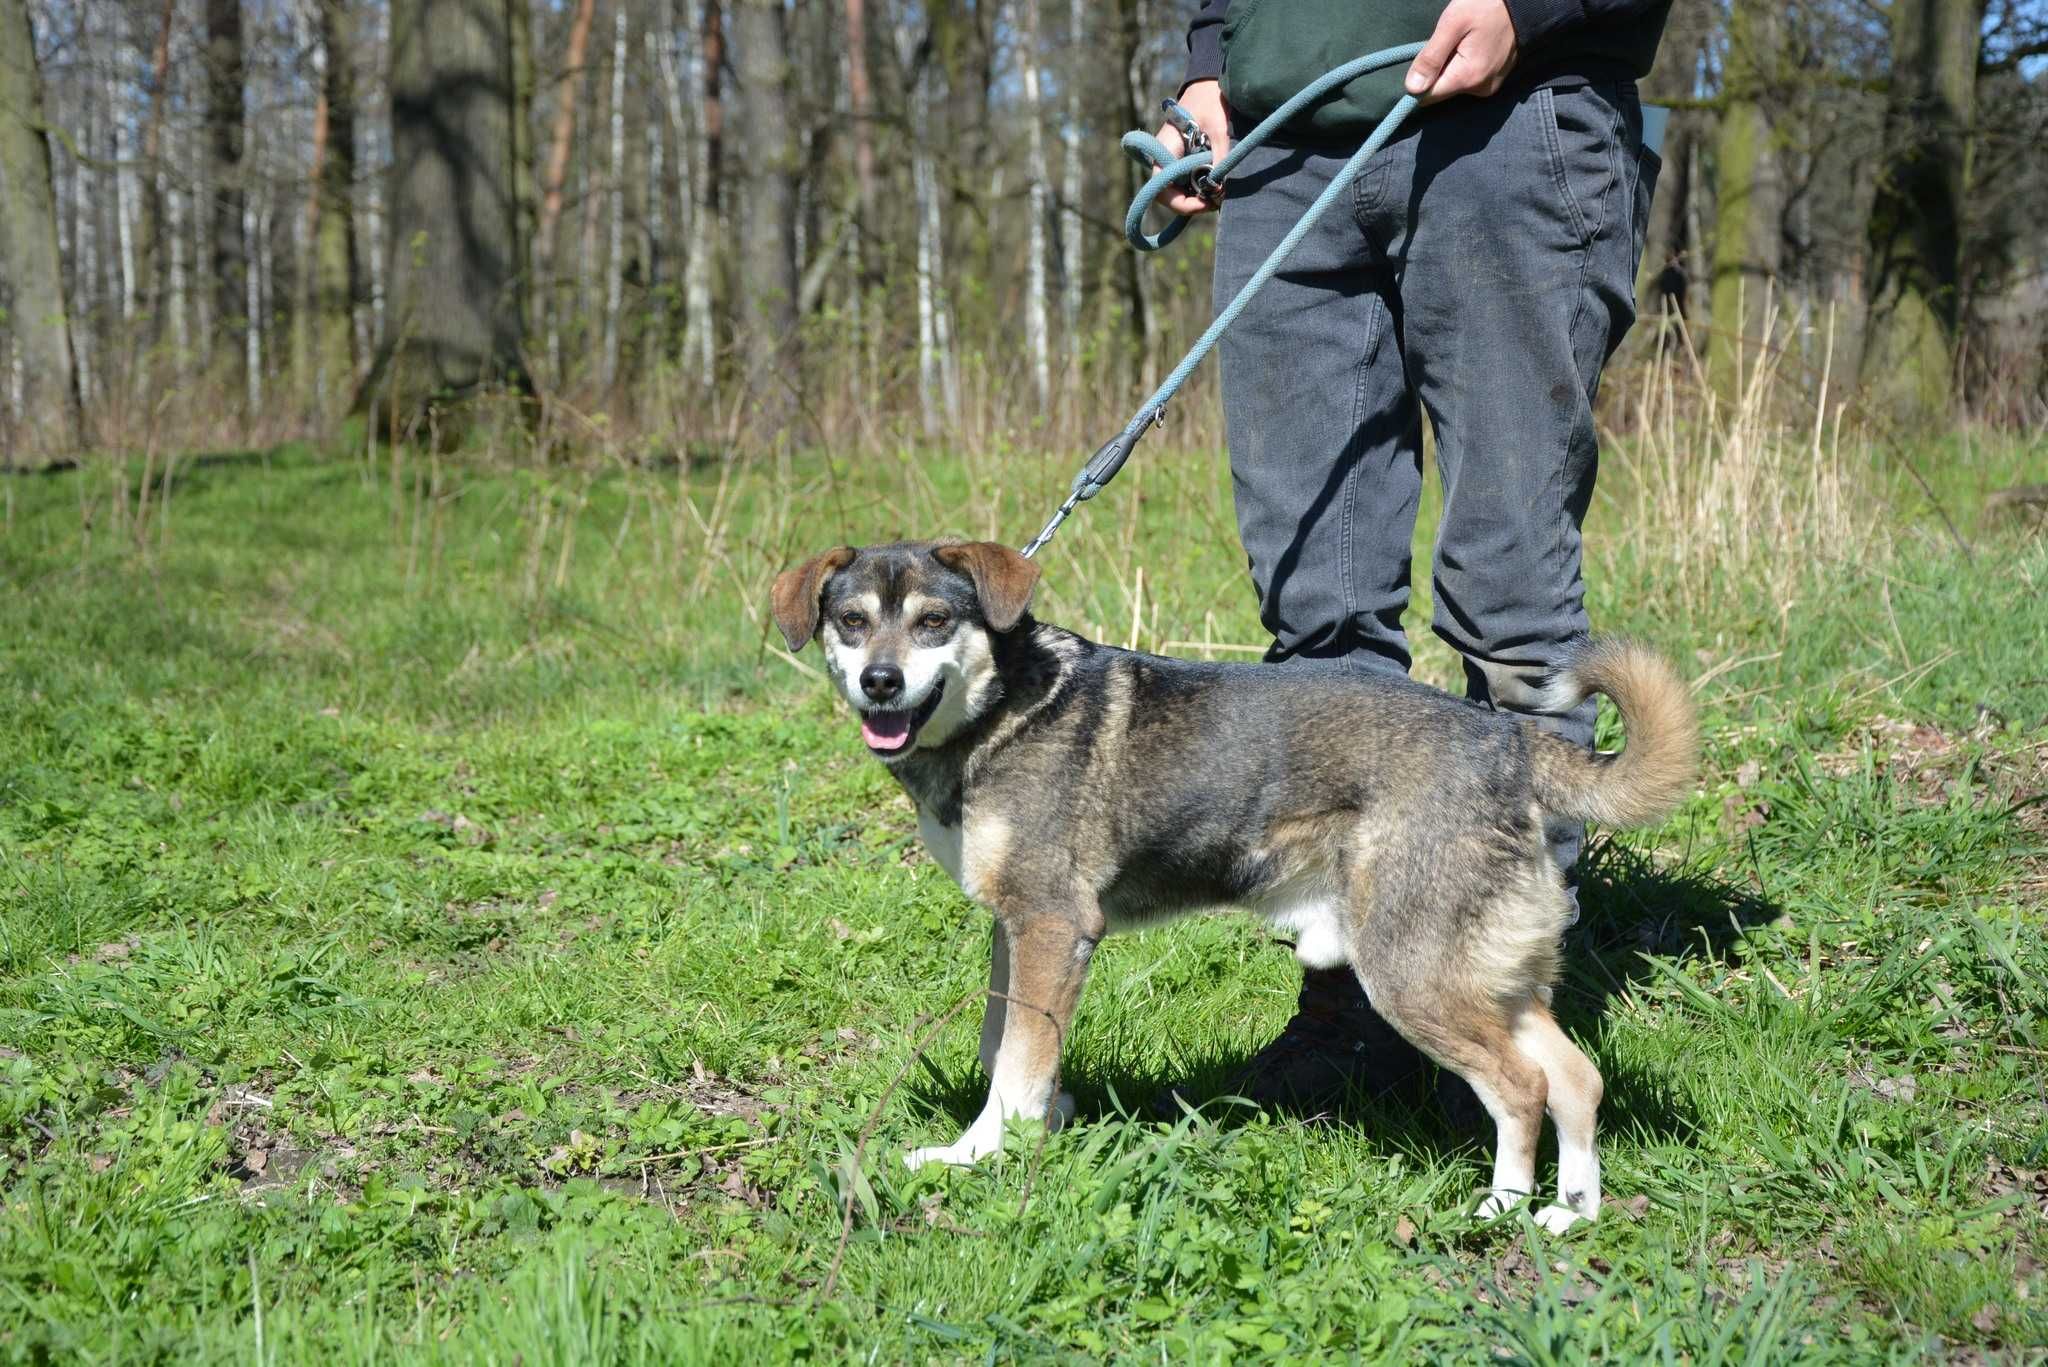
1020;42;1425;559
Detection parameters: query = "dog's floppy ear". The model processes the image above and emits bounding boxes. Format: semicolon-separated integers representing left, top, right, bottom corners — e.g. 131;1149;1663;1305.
770;546;856;651
933;541;1041;632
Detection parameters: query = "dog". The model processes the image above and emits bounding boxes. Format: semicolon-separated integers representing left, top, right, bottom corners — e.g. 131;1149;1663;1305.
770;539;1698;1230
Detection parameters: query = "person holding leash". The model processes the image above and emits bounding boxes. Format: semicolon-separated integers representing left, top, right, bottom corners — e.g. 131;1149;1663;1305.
1157;0;1671;1113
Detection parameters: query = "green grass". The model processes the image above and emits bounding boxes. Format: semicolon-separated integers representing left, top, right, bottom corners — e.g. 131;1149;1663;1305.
2;436;2045;1362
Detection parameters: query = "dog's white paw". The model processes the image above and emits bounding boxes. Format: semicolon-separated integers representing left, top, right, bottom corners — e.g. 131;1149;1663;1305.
1474;1190;1526;1221
904;1139;990;1170
1533;1203;1590;1235
905;1094;1075;1171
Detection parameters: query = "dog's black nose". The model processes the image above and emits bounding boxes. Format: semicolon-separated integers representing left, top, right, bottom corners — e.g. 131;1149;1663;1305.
860;663;904;703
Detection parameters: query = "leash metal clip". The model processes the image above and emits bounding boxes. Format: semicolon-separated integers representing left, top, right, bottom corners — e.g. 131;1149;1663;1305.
1075;406;1165;502
1160;99;1223;205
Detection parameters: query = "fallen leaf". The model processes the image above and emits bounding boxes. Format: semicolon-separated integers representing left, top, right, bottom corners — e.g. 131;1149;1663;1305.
1393;1215;1417;1247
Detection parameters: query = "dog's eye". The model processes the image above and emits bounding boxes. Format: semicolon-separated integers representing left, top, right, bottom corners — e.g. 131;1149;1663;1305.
838;610;866;630
920;611;949;630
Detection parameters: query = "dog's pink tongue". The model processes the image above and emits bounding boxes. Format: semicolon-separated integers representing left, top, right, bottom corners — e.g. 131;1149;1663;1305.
861;712;912;751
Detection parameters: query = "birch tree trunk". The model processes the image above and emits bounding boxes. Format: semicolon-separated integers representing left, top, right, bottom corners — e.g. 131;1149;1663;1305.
681;0;720;388
1060;0;1083;378
295;4;331;413
103;9;136;329
602;4;627;390
71;96;97;408
905;22;938;436
0;0;83;454
244;196;263;411
1858;0;1978;422
167;120;189;357
1017;0;1050;405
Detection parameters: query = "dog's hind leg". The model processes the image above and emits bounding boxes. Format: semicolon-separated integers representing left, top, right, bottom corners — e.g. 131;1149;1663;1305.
1511;998;1603;1231
908;894;1100;1169
1348;855;1552;1219
1364;984;1550;1218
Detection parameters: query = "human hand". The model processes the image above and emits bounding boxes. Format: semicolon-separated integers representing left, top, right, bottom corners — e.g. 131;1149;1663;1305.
1153;79;1232;216
1404;0;1520;105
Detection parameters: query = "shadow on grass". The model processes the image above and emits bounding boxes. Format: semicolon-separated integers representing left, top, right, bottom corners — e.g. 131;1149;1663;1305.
2;446;281;484
905;835;1779;1157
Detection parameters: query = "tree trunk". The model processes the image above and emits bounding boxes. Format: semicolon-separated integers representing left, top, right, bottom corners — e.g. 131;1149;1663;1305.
843;0;877;261
733;0;797;441
1858;0;1978;423
1018;0;1050;405
1706;0;1783;397
509;0;536;353
682;0;721;388
536;0;596;369
166;119;190;358
1118;0;1156;380
296;0;358;423
359;0;529;430
294;8;332;414
1635;0;1709;326
0;0;83;455
104;10;136;329
134;0;176;359
206;0;247;390
1060;0;1083;378
602;4;628;391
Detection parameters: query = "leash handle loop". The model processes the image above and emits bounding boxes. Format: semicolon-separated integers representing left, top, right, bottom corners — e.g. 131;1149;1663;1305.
1022;42;1428;557
1122;43;1425;254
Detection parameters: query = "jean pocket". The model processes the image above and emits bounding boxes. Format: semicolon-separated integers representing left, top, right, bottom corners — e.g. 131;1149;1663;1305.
1538;85;1630;251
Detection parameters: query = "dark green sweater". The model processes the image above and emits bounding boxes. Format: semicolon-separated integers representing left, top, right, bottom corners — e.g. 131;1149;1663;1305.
1182;0;1671;138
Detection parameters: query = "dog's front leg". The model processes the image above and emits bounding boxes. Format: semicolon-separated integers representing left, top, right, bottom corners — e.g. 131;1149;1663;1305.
907;900;1099;1169
977;921;1009;1076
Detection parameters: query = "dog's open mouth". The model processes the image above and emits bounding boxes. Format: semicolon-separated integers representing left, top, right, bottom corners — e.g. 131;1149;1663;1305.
860;682;944;756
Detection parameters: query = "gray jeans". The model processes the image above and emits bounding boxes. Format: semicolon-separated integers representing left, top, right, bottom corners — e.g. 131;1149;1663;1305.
1216;81;1658;873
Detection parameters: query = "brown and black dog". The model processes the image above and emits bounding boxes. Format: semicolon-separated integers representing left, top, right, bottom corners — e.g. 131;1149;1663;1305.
772;539;1697;1230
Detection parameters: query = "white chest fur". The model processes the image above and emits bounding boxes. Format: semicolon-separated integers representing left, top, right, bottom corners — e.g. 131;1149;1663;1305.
915;806;966;889
915;805;1013;904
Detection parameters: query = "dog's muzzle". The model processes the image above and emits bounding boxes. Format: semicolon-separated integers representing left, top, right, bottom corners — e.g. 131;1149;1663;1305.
860;681;945;756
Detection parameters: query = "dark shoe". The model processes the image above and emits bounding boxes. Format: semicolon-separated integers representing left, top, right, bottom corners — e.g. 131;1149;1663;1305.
1157;966;1484;1132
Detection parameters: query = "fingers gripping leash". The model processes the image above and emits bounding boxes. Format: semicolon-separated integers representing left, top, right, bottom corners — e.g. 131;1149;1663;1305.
1018;43;1426;561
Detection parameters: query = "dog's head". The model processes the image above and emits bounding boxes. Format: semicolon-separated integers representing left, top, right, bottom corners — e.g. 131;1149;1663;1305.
770;541;1040;759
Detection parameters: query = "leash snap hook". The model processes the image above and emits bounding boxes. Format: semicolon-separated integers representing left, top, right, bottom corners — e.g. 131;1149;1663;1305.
1160;98;1223;206
1074;407;1164;503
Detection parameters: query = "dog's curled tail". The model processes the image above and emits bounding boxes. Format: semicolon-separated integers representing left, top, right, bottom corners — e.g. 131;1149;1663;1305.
1519;638;1700;829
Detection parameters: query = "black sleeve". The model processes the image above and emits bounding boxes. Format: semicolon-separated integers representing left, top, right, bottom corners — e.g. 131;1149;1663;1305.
1182;0;1229;89
1502;0;1664;47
